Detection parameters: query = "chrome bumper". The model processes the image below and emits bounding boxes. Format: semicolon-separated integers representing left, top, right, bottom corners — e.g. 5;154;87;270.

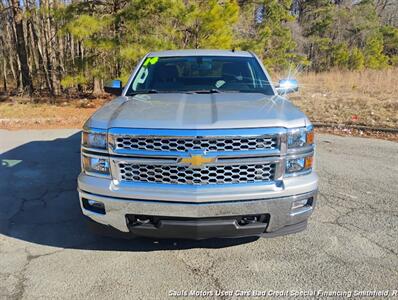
78;172;318;235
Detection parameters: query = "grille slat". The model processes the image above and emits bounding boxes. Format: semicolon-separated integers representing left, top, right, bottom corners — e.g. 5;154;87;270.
117;163;275;185
115;136;277;152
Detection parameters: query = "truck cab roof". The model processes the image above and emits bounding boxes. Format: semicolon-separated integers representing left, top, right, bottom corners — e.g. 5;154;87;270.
147;49;253;58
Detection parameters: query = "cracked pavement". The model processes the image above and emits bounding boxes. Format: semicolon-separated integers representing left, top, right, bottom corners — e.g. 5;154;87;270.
0;129;397;299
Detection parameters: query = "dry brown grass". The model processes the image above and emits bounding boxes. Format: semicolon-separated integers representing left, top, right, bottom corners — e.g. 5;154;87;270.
0;99;106;129
288;68;398;129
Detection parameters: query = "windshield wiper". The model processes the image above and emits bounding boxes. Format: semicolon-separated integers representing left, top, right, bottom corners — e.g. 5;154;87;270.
128;89;245;95
184;89;220;94
238;89;273;95
127;89;158;96
187;89;242;94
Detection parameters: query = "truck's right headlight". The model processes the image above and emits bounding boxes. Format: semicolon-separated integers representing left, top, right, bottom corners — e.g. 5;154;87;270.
287;126;314;149
285;155;313;175
82;154;111;177
82;129;107;149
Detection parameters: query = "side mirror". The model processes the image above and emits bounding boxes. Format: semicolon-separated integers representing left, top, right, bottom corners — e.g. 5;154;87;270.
104;80;123;96
275;79;299;95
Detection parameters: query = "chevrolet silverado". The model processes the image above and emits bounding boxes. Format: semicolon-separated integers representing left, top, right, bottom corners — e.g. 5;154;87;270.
78;49;318;239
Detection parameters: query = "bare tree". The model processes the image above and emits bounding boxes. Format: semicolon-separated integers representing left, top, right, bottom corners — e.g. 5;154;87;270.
10;0;34;95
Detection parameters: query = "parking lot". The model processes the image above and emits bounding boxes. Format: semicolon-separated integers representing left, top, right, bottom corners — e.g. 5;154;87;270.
0;129;397;299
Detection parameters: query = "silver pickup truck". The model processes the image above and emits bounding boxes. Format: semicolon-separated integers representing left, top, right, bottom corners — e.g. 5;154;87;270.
78;49;318;239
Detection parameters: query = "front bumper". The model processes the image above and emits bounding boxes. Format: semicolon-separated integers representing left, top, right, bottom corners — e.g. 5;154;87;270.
78;172;318;239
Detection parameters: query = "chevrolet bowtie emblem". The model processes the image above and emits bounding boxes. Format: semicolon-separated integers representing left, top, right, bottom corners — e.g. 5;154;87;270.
180;154;216;168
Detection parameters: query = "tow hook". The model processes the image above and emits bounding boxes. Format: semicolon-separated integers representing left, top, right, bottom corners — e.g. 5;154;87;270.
127;216;152;226
239;216;258;226
135;218;151;225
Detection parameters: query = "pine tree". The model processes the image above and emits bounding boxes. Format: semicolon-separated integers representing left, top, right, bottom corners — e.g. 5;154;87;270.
1;0;398;97
177;0;239;49
381;25;398;65
298;0;391;71
364;37;388;69
236;0;306;71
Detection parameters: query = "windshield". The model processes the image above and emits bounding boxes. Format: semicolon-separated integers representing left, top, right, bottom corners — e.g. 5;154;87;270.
126;56;274;95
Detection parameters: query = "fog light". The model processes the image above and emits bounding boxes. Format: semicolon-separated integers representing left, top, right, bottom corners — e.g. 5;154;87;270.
292;199;308;210
292;197;313;210
82;198;105;214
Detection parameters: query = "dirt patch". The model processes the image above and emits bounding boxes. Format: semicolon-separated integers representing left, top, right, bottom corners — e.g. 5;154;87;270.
315;127;398;142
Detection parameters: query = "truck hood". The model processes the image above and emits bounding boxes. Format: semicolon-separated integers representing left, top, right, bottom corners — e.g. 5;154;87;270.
86;93;309;130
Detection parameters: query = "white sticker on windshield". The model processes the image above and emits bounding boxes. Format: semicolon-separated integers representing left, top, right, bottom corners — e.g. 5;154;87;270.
132;68;149;90
215;80;225;88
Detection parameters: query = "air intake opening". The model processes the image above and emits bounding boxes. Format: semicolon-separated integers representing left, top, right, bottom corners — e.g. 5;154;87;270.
126;214;269;228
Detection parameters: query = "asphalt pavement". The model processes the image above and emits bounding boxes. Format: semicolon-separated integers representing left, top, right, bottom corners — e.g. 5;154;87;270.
0;129;397;299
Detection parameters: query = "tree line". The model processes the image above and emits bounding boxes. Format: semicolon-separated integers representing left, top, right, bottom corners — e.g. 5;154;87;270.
0;0;397;98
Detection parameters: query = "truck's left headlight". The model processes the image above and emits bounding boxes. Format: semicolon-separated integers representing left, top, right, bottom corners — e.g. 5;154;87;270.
82;129;107;149
82;155;110;176
287;126;314;149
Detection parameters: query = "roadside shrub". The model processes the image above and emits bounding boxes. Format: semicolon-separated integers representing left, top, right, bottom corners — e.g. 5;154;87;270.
348;48;365;70
332;43;350;69
60;74;88;89
364;37;388;69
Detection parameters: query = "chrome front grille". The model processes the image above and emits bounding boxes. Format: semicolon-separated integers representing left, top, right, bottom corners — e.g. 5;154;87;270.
109;128;284;186
117;163;276;185
114;136;278;152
